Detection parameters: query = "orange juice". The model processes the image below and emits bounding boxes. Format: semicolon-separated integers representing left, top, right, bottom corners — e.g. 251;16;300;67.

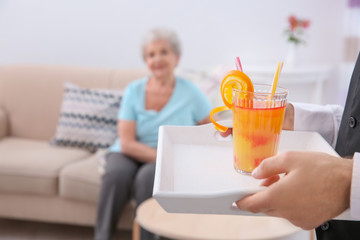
233;105;286;173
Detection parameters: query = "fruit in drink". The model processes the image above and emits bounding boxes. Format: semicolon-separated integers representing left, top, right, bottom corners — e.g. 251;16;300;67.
209;70;254;132
220;70;254;109
233;105;286;172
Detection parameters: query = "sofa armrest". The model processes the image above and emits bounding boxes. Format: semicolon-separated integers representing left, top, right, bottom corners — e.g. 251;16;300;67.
0;108;8;139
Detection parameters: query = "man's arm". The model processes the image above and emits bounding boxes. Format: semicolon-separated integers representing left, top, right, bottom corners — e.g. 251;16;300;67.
291;102;343;147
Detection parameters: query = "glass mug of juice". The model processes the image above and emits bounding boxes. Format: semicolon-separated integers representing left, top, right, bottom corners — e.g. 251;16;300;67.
210;70;288;174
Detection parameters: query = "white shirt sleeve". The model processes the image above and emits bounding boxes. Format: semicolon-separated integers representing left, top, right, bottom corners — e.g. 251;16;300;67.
291;102;360;220
291;102;343;148
351;153;360;219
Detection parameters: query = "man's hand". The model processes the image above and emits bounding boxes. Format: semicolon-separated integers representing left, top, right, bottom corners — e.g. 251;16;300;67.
283;103;294;130
235;151;353;230
219;128;232;137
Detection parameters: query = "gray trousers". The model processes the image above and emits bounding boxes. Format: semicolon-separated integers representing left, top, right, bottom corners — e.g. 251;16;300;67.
94;152;156;240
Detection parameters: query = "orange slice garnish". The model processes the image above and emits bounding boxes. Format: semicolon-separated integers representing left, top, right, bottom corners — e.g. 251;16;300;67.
209;70;254;132
220;70;254;109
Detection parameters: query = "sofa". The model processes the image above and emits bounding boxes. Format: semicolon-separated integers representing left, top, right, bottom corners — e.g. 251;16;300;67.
0;64;150;230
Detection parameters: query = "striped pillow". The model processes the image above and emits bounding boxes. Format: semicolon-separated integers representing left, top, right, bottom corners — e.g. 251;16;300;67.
52;82;122;152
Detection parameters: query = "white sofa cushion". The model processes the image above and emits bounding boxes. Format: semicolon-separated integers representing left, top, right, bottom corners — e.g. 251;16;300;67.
0;137;91;195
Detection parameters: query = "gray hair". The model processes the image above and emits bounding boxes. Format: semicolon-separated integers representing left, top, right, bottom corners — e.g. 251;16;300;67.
141;28;181;58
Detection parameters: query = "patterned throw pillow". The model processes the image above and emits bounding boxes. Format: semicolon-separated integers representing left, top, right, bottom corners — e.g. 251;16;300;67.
52;82;122;152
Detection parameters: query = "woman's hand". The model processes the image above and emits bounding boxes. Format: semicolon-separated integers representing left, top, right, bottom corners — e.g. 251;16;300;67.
119;120;157;163
235;151;353;230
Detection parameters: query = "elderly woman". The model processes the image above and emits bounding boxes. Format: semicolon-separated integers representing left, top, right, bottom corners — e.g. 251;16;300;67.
94;28;212;240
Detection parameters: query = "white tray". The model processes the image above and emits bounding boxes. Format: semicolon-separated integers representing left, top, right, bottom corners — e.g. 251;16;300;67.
153;123;339;216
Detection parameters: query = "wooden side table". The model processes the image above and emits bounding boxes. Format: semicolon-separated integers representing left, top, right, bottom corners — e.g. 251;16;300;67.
133;198;313;240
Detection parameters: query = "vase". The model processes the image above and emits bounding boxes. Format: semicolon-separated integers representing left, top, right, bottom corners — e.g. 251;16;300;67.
285;44;298;68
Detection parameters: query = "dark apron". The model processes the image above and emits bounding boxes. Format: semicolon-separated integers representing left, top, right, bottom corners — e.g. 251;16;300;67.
316;51;360;239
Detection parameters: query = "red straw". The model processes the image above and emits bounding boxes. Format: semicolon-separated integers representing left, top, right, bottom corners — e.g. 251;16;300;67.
235;57;243;72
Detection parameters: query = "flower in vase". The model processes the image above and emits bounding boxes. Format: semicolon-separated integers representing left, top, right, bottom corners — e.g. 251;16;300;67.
285;15;311;45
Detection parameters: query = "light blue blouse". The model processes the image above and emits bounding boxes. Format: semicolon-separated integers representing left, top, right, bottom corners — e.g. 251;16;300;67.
109;76;212;152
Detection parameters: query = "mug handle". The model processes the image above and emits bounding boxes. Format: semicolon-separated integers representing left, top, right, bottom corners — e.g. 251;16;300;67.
210;106;231;132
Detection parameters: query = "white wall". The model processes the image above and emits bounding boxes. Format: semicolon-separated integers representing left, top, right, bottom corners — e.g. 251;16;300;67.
0;0;352;104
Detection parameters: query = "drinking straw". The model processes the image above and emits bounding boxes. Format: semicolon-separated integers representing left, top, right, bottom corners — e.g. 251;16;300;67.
235;57;243;72
270;61;284;100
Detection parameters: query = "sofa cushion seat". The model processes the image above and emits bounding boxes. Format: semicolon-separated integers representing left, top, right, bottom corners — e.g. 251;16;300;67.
0;137;91;195
59;153;136;229
59;153;102;203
